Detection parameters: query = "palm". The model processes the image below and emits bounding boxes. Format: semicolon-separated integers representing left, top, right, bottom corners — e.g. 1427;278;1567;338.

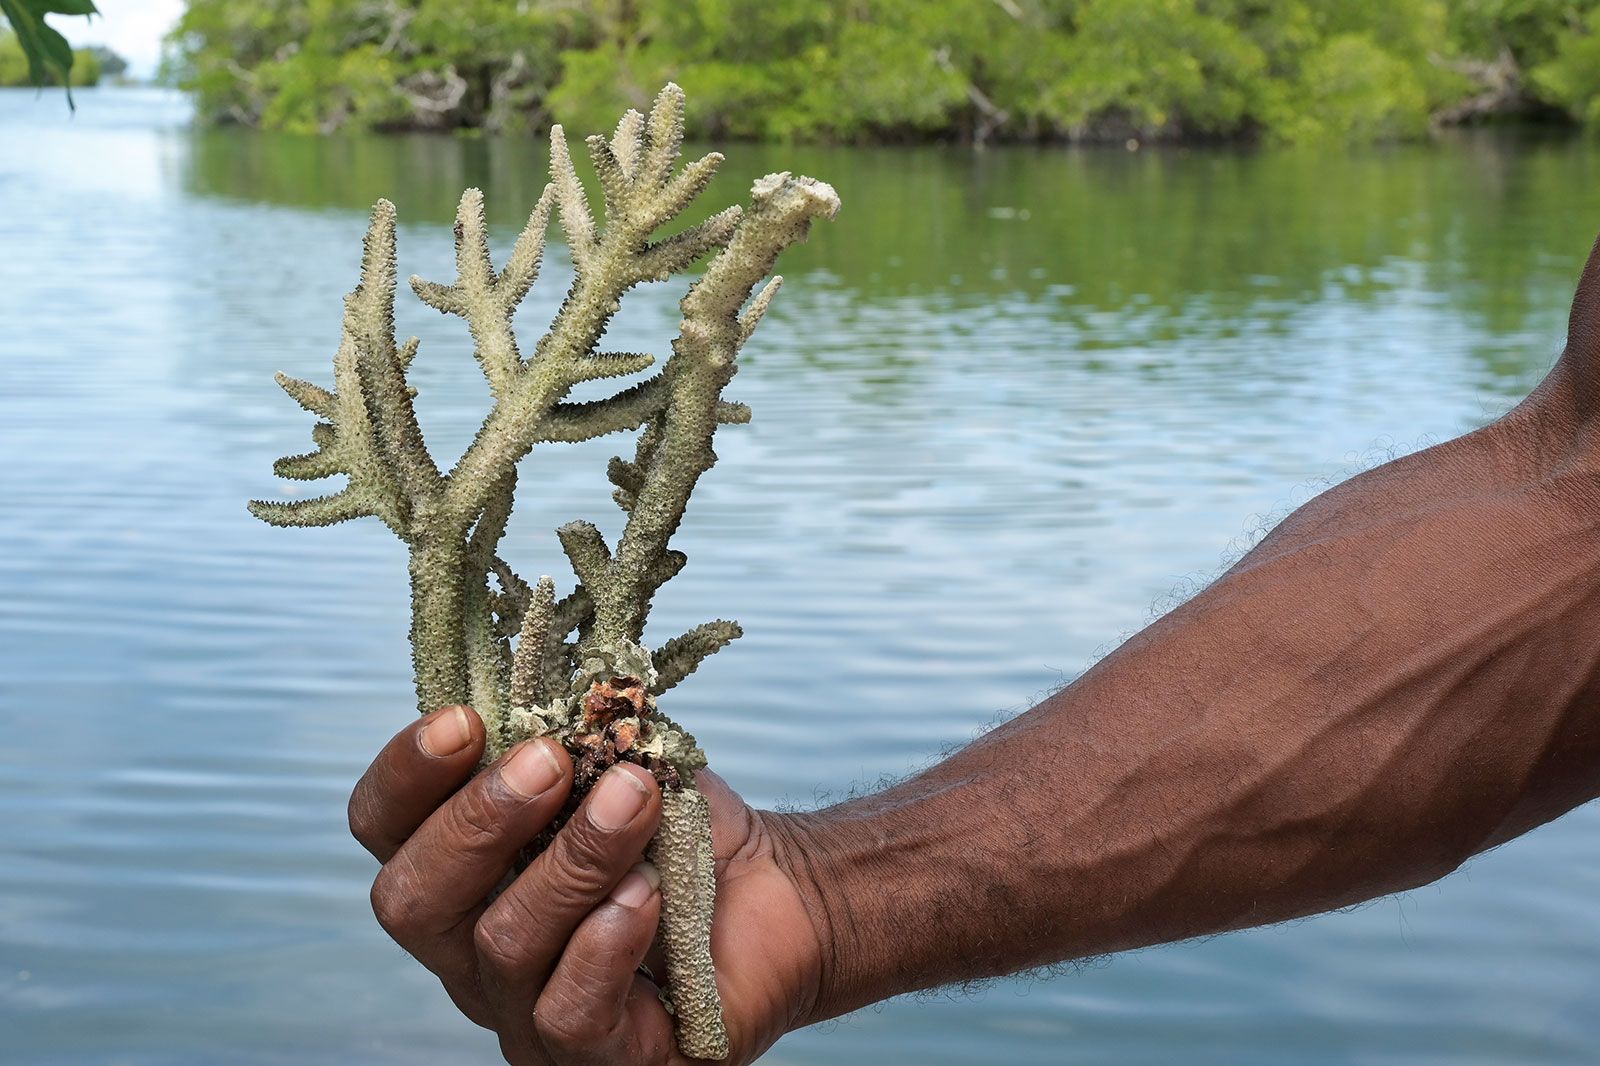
640;771;822;1065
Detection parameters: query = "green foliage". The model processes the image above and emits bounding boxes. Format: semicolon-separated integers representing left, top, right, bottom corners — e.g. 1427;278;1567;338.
0;1;97;102
1043;0;1268;137
169;0;587;132
1445;0;1600;124
0;28;101;87
169;0;1600;142
1275;34;1431;142
1531;7;1600;124
1448;0;1575;64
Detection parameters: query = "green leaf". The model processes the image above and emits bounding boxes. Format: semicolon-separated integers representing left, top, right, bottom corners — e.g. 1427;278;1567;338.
1;0;100;109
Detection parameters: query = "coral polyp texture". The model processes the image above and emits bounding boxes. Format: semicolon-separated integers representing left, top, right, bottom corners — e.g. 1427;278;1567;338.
250;83;839;1060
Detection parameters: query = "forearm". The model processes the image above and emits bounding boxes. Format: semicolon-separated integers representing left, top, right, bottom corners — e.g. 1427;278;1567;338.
771;356;1600;1023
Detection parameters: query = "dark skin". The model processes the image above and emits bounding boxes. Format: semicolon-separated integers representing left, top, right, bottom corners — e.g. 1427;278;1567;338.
351;234;1600;1064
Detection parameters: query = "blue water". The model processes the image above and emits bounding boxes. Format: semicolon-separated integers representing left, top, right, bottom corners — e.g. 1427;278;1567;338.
3;87;1600;1064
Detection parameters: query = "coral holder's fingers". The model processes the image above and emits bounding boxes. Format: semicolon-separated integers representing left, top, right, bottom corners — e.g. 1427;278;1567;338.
649;785;729;1060
370;740;573;980
518;865;665;1065
348;705;485;862
473;764;663;1047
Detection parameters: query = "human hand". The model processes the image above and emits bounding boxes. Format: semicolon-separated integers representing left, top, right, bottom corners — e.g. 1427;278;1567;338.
347;705;827;1064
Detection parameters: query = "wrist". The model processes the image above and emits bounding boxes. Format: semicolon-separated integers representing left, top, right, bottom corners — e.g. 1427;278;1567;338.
759;803;900;1026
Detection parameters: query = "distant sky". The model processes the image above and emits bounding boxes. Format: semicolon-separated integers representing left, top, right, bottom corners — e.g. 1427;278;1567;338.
58;0;185;78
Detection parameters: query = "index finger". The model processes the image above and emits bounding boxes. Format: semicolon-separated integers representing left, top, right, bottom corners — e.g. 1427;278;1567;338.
348;705;485;861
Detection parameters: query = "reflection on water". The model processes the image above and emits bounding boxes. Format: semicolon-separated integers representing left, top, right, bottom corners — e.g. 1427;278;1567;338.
2;87;1598;1065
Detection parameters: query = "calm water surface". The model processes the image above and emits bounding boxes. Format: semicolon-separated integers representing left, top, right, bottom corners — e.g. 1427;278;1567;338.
3;88;1600;1064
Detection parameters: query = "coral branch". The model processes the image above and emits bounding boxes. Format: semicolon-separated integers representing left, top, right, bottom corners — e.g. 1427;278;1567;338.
649;788;726;1060
438;87;739;528
738;276;783;345
641;83;688;189
274;372;335;416
658;153;726;224
634;207;742;283
250;200;440;538
582;171;840;650
509;577;555;710
410;186;556;397
610;108;645;178
493;575;559;763
253;85;836;1059
607;455;645;509
463;473;518;729
556;520;613;592
575;352;656;382
586;134;633;218
652;620;743;695
247;492;367;528
491;556;532;620
548;126;597;270
536;374;669;443
546;169;836;1057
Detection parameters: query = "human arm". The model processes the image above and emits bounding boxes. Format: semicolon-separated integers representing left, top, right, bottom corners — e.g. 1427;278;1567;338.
770;240;1600;1022
350;236;1600;1061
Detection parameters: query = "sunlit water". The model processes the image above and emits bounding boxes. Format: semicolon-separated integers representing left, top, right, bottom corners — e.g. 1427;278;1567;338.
3;88;1600;1064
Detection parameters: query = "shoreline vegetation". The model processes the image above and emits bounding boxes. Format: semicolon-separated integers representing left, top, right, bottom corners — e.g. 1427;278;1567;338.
163;1;1600;145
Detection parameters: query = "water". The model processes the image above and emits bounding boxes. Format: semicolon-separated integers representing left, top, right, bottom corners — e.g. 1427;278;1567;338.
2;87;1598;1064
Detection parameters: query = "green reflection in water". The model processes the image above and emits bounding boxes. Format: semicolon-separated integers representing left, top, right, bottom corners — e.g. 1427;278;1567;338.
180;124;1600;391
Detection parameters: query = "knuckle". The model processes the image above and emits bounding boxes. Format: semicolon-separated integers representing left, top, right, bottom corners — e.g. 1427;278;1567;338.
442;784;507;856
540;861;615;918
472;912;530;977
369;868;424;938
556;939;620;993
533;995;601;1052
549;824;628;894
347;793;374;845
346;789;378;846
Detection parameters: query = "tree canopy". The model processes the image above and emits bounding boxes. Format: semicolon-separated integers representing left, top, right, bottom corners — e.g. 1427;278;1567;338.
154;0;1600;142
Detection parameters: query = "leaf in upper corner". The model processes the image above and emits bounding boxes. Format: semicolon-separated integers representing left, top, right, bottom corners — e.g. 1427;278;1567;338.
1;0;100;109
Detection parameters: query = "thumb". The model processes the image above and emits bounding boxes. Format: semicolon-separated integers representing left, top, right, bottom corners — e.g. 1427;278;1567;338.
695;769;754;864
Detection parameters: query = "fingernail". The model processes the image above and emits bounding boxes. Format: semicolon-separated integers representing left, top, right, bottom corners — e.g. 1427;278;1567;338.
589;765;650;830
419;707;472;757
501;740;563;798
609;862;660;909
